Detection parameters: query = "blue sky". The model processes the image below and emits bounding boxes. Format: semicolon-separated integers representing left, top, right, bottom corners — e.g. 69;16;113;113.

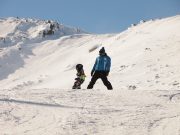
0;0;180;33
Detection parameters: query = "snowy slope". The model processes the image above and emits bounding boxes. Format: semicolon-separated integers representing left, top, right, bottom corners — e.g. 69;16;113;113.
0;15;180;90
0;15;180;135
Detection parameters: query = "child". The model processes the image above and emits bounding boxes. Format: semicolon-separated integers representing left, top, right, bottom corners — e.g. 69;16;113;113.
72;64;86;89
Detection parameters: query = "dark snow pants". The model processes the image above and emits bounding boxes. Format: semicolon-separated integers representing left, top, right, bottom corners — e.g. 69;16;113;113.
87;71;113;90
72;78;84;89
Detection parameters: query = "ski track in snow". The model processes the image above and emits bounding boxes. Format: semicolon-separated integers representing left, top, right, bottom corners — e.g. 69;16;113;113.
0;89;180;135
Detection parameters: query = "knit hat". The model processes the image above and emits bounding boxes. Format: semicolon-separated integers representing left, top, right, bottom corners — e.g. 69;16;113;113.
99;47;105;55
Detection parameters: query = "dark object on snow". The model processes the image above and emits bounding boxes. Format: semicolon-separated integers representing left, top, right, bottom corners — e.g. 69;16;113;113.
128;85;136;90
42;29;54;37
72;64;86;89
87;47;113;90
50;24;55;31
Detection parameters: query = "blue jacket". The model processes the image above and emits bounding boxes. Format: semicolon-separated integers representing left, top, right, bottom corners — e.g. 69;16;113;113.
92;54;111;72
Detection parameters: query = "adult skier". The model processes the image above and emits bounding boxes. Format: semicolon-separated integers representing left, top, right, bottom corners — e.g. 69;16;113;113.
87;47;113;90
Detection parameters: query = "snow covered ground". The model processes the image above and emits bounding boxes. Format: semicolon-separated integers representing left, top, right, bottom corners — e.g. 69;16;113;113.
0;15;180;134
0;89;180;135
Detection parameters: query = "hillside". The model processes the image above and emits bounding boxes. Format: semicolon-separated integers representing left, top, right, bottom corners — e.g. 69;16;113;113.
0;15;180;135
0;15;180;90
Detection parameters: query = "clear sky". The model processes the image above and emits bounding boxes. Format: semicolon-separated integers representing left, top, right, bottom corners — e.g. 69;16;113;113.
0;0;180;34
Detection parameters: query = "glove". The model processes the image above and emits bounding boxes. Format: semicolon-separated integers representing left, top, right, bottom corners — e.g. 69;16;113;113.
91;70;94;76
106;71;109;76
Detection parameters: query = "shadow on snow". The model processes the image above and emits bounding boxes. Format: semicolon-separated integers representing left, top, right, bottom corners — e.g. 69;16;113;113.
0;98;83;109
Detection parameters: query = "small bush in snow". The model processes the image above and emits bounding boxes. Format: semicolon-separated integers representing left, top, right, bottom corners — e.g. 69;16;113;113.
131;24;137;27
140;20;146;24
128;85;137;90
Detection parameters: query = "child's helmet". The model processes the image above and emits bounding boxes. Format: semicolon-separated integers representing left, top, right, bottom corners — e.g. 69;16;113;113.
76;64;83;71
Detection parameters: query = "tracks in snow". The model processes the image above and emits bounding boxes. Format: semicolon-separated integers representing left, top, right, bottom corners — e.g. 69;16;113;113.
0;89;180;135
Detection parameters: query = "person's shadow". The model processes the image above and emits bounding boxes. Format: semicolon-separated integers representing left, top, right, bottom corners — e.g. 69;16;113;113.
0;98;83;109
